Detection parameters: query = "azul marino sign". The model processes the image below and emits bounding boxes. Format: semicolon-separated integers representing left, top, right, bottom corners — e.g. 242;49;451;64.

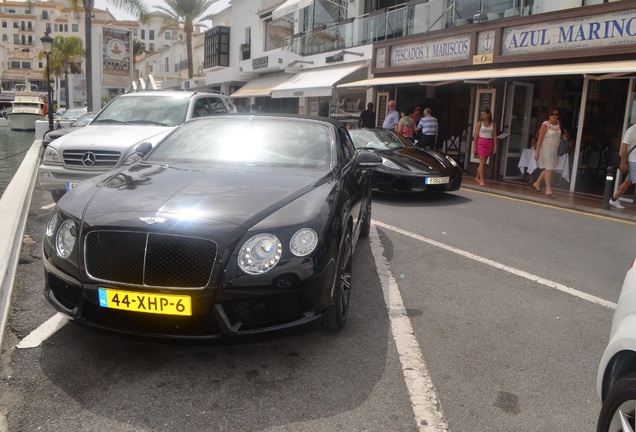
502;9;636;55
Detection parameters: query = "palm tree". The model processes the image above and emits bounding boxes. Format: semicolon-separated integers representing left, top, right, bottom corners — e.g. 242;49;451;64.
68;0;148;110
132;38;145;81
155;0;219;79
39;36;85;110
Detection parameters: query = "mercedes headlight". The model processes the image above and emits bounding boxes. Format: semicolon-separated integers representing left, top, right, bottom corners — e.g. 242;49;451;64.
123;152;143;166
43;147;62;164
238;233;282;274
55;219;77;259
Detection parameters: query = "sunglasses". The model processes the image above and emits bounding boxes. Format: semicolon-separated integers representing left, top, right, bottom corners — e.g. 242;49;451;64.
550;113;559;116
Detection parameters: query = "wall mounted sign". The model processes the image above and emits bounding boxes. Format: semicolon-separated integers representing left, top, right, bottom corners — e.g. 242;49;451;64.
503;9;636;55
389;34;471;67
252;56;268;70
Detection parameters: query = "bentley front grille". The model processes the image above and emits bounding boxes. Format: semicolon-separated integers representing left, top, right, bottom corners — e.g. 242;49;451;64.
85;231;217;288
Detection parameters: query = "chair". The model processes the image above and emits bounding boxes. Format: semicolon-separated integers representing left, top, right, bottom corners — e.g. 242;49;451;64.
444;132;465;165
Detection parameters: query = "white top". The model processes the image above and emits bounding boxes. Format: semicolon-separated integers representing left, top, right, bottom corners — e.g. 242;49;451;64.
622;123;636;163
478;122;494;139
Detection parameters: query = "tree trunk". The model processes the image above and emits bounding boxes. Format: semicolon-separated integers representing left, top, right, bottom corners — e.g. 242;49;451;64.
186;30;193;79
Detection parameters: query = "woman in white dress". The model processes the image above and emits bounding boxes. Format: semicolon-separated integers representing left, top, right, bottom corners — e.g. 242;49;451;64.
532;109;561;198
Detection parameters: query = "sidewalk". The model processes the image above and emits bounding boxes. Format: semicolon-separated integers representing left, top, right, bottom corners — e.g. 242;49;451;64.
464;178;636;223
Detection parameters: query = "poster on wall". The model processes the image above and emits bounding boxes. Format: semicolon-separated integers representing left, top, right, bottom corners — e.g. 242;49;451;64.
102;27;132;86
470;88;496;164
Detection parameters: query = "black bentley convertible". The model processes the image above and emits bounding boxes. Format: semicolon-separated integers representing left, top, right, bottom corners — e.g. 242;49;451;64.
43;115;381;340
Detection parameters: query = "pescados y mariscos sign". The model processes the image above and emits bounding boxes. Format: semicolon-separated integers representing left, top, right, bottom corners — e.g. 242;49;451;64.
390;34;471;66
503;9;636;55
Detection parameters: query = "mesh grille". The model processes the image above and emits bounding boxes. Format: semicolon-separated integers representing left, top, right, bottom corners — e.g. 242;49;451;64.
85;231;217;288
82;301;221;337
47;272;83;309
226;295;311;328
63;150;120;168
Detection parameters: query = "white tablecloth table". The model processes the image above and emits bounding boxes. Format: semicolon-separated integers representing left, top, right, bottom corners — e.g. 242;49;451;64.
518;149;570;182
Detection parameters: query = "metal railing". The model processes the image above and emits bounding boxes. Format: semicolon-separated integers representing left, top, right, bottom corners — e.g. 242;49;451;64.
281;1;530;57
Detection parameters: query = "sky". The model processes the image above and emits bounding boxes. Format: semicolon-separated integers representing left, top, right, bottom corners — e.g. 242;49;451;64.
94;0;231;22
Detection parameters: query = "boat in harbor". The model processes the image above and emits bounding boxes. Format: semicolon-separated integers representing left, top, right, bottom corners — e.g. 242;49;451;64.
0;91;13;128
6;82;44;131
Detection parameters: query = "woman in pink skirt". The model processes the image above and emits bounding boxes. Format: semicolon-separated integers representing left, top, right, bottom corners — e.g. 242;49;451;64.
473;108;498;186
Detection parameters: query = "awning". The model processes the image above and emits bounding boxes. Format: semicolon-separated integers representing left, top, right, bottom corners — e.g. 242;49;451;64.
338;60;636;88
272;0;312;20
230;74;295;98
271;62;367;98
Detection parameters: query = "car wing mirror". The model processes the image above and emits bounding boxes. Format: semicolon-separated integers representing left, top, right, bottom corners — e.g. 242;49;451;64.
135;142;153;157
354;150;381;169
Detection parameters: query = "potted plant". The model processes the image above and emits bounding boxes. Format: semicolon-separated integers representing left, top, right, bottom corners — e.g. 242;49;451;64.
239;43;250;60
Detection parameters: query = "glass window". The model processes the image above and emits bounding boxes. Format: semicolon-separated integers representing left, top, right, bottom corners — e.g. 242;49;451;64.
72;24;78;32
1;21;6;28
149;43;154;51
264;17;293;51
165;31;171;40
141;29;145;39
149;30;154;40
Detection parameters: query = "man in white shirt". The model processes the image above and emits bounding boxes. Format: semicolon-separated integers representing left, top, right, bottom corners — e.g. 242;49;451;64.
382;100;399;130
609;123;636;209
416;108;439;149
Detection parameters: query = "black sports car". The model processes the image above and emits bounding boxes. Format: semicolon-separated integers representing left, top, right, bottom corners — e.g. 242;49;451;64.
43;115;381;340
349;128;462;192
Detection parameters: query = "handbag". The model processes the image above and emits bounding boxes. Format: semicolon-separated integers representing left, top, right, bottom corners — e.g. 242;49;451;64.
558;138;569;156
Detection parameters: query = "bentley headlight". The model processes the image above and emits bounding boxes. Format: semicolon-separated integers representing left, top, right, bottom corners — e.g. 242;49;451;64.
381;158;402;170
43;147;62;164
444;155;459;167
123;152;143;166
238;233;282;274
45;211;59;238
290;228;318;256
55;219;77;259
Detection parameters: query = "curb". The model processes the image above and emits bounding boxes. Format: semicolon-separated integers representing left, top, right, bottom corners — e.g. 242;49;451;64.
462;182;636;223
0;140;40;352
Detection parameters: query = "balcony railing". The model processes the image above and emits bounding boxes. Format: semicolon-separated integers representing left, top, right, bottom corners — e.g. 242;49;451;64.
282;1;530;57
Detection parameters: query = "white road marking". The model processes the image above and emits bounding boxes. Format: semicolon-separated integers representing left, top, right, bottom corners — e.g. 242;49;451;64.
373;220;617;310
369;224;450;431
16;312;69;349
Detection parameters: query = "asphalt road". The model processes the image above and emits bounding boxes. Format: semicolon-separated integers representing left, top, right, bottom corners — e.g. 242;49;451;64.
1;184;633;432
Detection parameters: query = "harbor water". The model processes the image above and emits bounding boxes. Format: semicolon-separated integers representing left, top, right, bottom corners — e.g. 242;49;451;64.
0;128;36;198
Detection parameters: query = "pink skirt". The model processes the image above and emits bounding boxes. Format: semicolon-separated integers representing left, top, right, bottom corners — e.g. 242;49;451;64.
476;137;494;157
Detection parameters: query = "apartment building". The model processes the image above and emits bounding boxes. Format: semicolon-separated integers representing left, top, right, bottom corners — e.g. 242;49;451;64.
0;1;186;108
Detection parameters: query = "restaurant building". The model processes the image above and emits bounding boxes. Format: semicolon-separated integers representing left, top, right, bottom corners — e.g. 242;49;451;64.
339;1;636;196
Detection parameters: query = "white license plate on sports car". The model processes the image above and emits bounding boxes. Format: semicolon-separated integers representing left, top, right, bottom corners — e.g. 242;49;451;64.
66;182;79;191
425;177;449;185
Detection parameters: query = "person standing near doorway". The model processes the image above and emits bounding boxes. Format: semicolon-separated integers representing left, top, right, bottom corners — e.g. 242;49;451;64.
359;102;376;128
416;108;439;149
396;108;416;142
609;123;636;209
533;109;561;198
382;100;399;130
473;107;497;187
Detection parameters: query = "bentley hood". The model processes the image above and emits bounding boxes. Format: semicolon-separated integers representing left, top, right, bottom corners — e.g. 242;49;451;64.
66;163;329;230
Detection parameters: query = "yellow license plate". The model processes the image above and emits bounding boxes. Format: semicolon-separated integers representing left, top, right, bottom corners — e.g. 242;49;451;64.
98;288;192;316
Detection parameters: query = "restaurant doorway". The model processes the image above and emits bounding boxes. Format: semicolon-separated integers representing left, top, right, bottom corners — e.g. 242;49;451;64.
501;81;533;179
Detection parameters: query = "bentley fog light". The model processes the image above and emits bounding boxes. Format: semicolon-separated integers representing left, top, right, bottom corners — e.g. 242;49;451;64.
238;233;282;274
45;211;59;238
55;219;77;258
290;228;318;256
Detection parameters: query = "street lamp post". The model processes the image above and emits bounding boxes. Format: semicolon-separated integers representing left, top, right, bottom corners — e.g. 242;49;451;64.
40;31;54;131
